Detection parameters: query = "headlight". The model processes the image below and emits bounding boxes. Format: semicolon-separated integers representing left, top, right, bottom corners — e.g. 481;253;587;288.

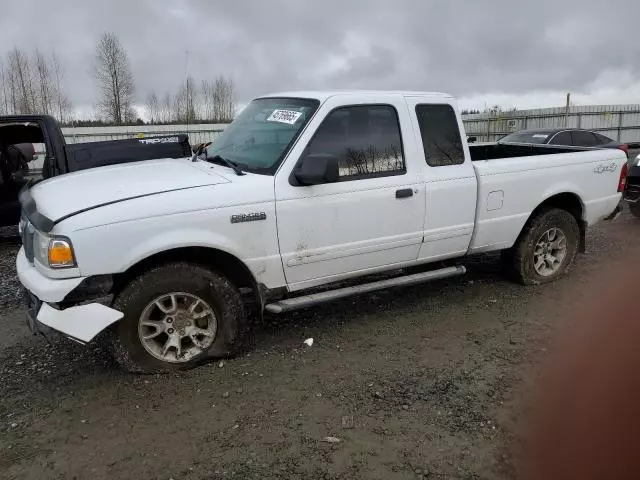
34;231;76;268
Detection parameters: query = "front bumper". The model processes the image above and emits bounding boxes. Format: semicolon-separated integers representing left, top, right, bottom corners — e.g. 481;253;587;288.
17;248;123;344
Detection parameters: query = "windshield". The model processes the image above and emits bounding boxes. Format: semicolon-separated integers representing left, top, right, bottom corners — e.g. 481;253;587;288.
206;97;320;175
499;131;553;144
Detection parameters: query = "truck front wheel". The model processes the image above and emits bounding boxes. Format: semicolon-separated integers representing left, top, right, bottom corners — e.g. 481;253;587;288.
108;262;248;373
510;208;580;285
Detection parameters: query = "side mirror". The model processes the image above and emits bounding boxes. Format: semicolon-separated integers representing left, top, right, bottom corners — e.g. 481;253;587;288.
192;142;211;155
467;136;477;143
191;142;212;162
293;154;340;185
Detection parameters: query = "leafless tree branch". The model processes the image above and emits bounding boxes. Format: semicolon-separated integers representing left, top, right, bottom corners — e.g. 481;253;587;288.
93;32;136;125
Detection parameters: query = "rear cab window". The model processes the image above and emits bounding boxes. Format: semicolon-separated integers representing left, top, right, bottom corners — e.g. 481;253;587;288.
414;104;465;166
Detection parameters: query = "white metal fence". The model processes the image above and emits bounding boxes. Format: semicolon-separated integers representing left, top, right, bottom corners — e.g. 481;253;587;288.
462;104;640;144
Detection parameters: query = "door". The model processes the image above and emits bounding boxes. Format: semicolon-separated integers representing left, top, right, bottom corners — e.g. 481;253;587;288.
274;95;426;291
405;99;478;260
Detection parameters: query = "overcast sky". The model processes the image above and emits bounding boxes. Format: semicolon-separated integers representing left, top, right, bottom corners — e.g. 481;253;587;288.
2;0;639;116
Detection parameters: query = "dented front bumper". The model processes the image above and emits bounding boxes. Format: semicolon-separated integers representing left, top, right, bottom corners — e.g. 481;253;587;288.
17;248;123;344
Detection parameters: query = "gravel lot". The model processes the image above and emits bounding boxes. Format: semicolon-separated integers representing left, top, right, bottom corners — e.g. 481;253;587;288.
0;213;637;480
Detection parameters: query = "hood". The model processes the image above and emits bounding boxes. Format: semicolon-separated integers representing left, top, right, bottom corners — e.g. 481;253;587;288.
29;158;230;224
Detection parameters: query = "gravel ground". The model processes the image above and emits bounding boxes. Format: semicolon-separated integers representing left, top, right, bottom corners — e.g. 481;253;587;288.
0;226;21;309
0;213;637;480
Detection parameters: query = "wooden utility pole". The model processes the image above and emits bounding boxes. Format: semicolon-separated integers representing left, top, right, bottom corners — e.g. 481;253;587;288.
565;93;571;127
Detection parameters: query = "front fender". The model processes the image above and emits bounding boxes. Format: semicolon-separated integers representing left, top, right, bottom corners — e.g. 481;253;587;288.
120;228;245;272
70;206;285;288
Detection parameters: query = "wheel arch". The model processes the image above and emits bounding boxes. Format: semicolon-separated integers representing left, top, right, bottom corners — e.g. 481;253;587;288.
520;192;587;253
112;246;263;307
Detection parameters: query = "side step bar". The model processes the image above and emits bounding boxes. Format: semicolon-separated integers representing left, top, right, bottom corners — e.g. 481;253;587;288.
265;265;466;314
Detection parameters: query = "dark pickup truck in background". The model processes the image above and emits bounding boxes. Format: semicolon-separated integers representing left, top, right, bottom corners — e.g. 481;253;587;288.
0;115;192;227
624;154;640;218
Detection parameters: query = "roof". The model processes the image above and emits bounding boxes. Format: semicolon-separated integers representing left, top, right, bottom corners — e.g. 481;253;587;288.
258;90;452;102
514;128;599;134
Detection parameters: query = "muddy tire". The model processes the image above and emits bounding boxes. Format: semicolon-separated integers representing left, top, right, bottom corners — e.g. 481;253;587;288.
510;208;580;285
108;262;248;374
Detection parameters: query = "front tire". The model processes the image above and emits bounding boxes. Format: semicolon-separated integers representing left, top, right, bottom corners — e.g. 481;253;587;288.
510;208;580;285
108;262;248;373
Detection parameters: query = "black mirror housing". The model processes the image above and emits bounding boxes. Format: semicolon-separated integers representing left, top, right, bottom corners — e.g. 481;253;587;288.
293;154;340;185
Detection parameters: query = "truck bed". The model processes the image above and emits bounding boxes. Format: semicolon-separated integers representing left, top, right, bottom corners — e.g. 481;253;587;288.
469;142;588;161
468;147;626;254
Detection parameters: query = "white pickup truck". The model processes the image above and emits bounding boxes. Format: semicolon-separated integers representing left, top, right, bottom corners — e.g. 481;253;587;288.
16;90;627;372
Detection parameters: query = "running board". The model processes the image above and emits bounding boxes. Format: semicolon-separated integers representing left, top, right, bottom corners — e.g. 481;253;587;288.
265;265;466;314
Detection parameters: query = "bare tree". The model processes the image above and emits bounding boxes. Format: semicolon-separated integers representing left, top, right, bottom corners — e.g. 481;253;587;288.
0;58;9;115
0;49;70;120
211;75;235;122
201;79;215;121
174;76;197;123
50;52;72;123
33;49;54;115
7;47;36;114
145;91;160;124
161;92;173;123
93;32;135;125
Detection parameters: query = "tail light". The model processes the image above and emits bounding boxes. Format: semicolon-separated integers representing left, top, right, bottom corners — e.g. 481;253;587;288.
618;162;629;193
618;144;629;156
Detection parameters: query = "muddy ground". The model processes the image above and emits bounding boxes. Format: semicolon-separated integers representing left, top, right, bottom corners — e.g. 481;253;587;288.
0;214;637;480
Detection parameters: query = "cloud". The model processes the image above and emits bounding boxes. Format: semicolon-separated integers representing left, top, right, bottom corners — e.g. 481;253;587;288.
1;0;639;113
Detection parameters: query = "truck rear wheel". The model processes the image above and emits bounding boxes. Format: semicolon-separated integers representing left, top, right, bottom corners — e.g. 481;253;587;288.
510;208;580;285
108;262;248;373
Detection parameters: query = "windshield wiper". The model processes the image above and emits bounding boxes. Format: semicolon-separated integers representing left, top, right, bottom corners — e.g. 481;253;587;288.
208;155;245;176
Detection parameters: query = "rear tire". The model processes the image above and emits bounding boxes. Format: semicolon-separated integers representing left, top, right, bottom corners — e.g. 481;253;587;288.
108;262;248;373
510;208;580;285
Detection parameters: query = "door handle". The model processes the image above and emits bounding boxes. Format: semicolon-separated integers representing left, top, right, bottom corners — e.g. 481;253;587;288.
395;188;413;199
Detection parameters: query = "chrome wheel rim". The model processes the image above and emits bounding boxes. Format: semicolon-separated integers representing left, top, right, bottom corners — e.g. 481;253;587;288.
138;292;217;363
533;228;567;277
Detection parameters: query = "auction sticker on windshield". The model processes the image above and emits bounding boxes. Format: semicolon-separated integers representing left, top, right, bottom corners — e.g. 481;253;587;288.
267;109;303;125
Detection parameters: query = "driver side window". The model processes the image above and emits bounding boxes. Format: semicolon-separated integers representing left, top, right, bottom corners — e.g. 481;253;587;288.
304;104;405;181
